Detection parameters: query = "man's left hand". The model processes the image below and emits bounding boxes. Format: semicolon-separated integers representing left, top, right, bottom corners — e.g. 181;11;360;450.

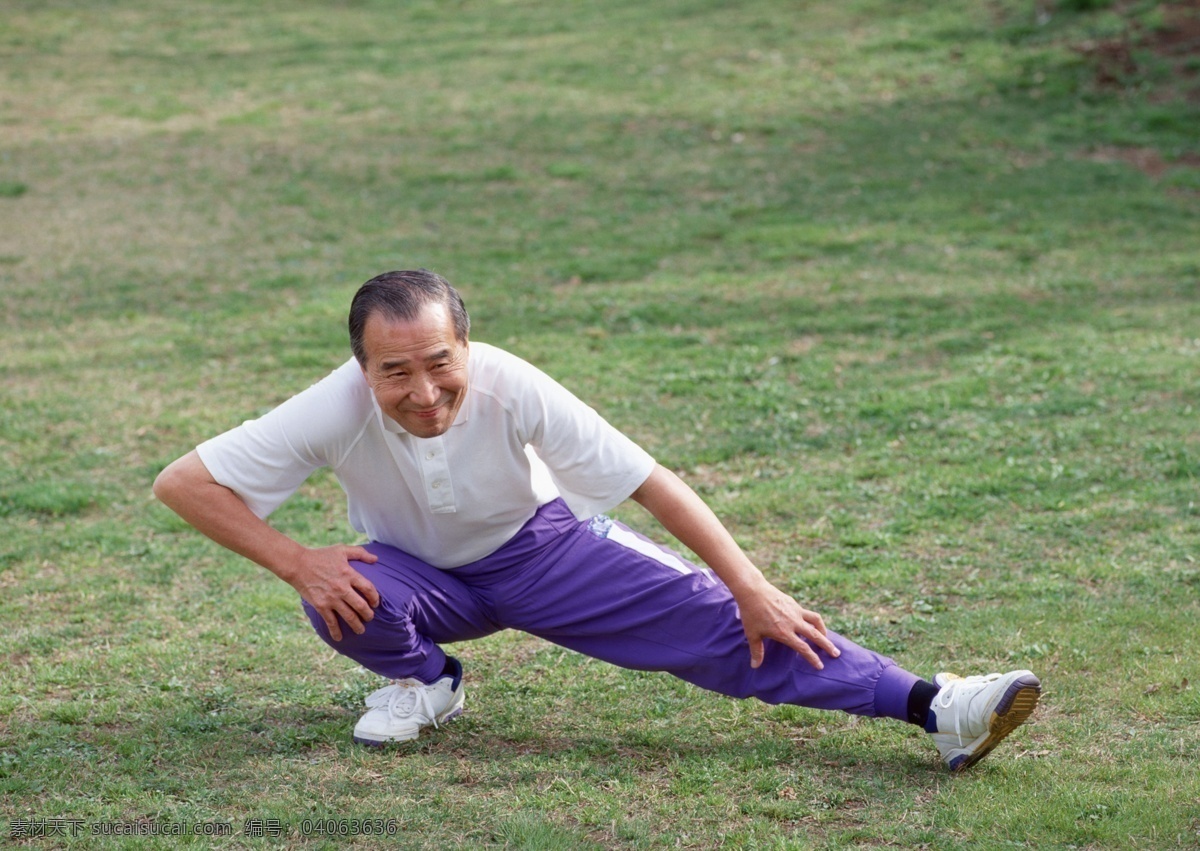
735;580;841;670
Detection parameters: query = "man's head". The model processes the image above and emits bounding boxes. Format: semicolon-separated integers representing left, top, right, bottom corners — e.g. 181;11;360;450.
349;269;470;366
350;270;472;439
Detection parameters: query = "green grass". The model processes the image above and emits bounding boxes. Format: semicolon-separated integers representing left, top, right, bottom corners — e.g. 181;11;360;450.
2;0;1199;848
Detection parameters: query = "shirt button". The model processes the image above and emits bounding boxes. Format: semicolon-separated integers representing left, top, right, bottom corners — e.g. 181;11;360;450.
432;481;442;489
426;451;436;460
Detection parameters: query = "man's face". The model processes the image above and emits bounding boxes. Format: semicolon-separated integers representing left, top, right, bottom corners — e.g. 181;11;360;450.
360;301;469;439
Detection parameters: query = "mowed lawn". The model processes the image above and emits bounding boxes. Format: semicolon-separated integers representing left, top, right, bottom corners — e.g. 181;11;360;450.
1;1;1198;848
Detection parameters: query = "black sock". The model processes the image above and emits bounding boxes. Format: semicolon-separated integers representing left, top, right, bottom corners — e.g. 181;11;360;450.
906;679;940;728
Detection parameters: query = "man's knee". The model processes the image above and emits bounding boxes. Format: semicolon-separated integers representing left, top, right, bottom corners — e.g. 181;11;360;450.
302;589;418;650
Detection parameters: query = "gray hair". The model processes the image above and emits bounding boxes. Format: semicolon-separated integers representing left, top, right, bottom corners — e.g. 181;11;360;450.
348;269;470;365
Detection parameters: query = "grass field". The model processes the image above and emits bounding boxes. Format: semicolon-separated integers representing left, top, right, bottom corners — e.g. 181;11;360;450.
2;0;1199;848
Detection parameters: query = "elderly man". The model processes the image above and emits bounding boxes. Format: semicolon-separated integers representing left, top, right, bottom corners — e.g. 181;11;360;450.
154;269;1040;771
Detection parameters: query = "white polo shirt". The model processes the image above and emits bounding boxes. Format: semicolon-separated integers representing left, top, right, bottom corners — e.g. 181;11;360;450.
196;342;656;568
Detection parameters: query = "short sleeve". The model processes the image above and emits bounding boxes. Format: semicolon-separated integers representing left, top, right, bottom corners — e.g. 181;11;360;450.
490;352;656;519
196;359;371;518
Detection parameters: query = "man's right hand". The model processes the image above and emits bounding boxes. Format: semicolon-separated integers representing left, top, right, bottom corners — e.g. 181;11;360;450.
289;545;381;642
153;451;383;643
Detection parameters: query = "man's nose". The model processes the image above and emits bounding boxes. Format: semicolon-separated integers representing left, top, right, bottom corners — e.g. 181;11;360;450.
409;374;440;407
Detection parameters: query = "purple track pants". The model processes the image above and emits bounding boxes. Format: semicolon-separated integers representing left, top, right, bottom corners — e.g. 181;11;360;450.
304;499;920;721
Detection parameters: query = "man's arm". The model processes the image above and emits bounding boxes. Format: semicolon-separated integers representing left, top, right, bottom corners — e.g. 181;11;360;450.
152;450;379;641
630;464;840;670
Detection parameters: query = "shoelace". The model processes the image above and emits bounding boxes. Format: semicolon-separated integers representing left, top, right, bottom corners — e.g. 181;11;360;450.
934;672;1001;745
386;681;440;728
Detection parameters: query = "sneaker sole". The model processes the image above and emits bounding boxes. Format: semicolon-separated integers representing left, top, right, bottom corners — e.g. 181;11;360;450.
948;675;1041;772
351;695;465;747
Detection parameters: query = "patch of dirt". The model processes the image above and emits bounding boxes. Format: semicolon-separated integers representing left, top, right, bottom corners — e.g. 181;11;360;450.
1147;0;1200;57
1070;2;1200;178
1082;144;1200;175
1074;0;1200;98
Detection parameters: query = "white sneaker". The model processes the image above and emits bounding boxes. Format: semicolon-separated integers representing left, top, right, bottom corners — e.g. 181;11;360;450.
352;659;465;746
929;669;1041;771
932;671;961;689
